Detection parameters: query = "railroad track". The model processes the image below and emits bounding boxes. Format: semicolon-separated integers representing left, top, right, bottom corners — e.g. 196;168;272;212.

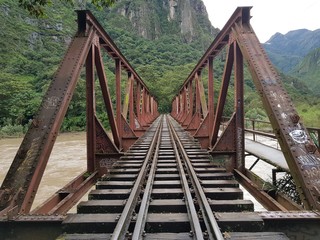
61;115;289;240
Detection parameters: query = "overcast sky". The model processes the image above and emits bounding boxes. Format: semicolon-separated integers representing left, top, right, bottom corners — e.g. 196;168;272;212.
202;0;320;43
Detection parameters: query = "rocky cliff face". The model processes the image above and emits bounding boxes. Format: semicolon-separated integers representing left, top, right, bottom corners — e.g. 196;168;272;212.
112;0;217;42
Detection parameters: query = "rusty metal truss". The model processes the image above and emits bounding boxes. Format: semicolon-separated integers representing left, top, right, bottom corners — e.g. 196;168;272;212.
0;10;158;216
171;7;320;211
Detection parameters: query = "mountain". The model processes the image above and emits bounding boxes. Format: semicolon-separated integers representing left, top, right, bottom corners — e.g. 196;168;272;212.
94;0;219;68
107;0;218;42
0;0;319;135
291;48;320;96
263;29;320;73
0;0;218;130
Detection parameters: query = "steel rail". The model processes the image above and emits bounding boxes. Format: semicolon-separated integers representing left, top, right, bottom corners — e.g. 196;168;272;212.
167;115;224;240
166;115;204;240
111;117;162;240
131;117;164;239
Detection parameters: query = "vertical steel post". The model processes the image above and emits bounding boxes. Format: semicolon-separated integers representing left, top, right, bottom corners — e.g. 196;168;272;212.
252;120;256;141
184;87;189;119
197;71;208;118
141;87;146;123
136;83;141;124
195;73;201;114
189;81;194;115
122;73;132;121
234;42;245;170
146;93;150;121
183;87;188;119
129;74;135;130
115;59;122;148
86;45;96;172
208;56;214;142
150;96;154;117
178;92;183;121
176;96;179;117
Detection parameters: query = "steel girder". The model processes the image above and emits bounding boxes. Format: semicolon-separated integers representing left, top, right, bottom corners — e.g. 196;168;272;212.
0;10;158;216
171;7;320;210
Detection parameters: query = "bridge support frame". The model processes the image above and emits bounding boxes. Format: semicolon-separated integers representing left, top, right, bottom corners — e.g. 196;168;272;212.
171;7;320;211
0;10;158;216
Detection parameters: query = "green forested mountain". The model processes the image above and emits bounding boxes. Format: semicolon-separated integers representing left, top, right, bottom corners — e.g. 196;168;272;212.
263;29;320;73
0;0;76;130
0;0;319;136
262;29;320;126
291;48;320;96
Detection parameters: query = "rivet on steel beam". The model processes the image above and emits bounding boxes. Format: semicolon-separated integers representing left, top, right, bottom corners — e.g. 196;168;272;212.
305;143;317;154
290;114;300;124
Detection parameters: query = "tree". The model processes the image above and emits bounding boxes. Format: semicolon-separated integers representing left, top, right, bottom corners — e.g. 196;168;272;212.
19;0;117;17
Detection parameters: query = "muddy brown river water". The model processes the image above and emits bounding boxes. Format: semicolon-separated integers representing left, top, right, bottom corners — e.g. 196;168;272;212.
0;132;87;211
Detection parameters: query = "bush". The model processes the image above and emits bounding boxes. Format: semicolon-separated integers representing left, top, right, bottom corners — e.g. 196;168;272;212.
0;124;25;138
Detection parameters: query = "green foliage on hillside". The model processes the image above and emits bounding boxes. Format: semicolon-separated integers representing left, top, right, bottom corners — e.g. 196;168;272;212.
291;48;320;96
19;0;116;17
0;0;319;137
0;0;75;132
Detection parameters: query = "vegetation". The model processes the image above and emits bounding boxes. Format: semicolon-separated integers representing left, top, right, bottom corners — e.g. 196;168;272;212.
0;0;319;138
275;173;301;205
292;48;320;96
19;0;116;17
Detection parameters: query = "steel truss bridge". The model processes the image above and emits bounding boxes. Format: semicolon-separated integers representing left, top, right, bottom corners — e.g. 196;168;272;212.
1;7;320;240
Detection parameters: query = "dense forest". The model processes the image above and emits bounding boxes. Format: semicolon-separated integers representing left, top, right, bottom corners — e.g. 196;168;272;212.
0;0;319;137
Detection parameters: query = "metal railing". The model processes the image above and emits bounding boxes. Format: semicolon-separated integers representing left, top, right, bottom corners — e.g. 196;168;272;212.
221;116;319;150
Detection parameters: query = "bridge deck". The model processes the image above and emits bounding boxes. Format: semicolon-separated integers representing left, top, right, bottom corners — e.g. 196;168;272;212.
60;115;289;239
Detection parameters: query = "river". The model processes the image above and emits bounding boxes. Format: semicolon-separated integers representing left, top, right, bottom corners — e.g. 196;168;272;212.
0;132;268;212
0;132;87;211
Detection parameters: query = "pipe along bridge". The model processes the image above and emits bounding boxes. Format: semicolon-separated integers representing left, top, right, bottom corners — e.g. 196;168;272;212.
1;7;320;240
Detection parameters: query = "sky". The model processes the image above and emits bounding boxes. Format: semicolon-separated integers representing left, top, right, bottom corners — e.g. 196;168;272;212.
202;0;320;43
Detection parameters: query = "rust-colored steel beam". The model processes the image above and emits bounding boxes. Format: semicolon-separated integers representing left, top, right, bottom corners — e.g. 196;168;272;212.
115;58;122;148
195;73;201;115
86;45;96;173
234;42;245;170
232;18;320;210
234;169;288;211
129;74;135;130
172;6;320;210
171;8;249;148
211;44;234;146
31;172;98;214
182;81;193;127
0;26;96;215
197;72;208;118
0;10;158;216
94;45;120;149
135;83;142;125
175;7;246;93
208;56;214;142
84;11;151;94
122;74;132;121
